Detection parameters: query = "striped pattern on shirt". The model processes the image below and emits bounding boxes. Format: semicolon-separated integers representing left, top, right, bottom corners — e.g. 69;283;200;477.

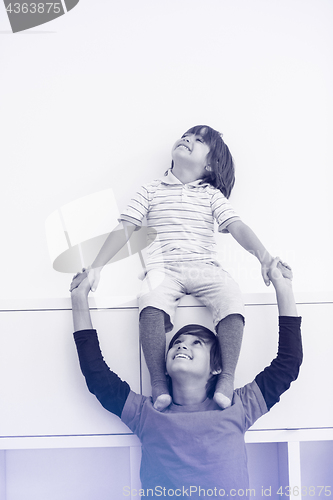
119;170;240;265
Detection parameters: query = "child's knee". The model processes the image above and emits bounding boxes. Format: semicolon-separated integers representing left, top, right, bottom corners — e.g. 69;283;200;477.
217;313;244;330
140;306;165;321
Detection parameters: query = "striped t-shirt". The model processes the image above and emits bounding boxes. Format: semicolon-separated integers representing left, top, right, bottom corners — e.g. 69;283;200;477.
119;170;240;265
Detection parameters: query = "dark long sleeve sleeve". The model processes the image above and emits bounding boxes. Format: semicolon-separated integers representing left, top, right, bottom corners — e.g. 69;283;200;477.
74;329;131;417
255;316;303;410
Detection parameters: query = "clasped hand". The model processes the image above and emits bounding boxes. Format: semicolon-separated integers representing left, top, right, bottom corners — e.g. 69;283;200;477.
261;258;293;286
69;266;101;293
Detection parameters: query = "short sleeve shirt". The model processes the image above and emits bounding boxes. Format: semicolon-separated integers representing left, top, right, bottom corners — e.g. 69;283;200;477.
119;170;240;265
121;380;268;494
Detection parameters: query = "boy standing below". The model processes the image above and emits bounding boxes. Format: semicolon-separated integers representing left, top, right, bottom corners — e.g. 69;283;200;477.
71;258;302;497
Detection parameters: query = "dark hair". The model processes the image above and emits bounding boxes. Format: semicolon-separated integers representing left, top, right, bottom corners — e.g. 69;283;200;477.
167;324;222;399
172;125;235;198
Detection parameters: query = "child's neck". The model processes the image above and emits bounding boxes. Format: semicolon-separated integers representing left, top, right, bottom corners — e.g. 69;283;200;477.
172;164;203;185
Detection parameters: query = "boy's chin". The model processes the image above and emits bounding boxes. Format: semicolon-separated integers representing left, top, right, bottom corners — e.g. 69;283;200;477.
170;366;209;380
168;365;191;378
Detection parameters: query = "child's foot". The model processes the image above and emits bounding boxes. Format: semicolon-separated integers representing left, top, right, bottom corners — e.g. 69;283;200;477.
152;383;172;411
154;393;172;411
213;391;232;409
214;373;233;409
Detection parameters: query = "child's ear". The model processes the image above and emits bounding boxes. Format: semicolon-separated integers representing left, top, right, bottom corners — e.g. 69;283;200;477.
211;369;221;375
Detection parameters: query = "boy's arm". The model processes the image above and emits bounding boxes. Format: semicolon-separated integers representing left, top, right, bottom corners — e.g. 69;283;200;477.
255;258;302;409
227;220;274;286
269;257;298;317
71;273;130;417
91;220;137;268
71;272;93;331
70;221;136;292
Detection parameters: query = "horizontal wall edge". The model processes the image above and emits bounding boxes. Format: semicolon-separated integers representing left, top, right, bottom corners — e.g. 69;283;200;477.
0;291;332;311
1;428;332;450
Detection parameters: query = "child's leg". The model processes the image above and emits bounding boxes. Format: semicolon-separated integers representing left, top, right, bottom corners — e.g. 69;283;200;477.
139;306;172;411
184;262;244;409
215;314;244;409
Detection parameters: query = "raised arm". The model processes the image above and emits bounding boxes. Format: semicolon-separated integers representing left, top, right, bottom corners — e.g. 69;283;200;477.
227;220;273;285
69;221;136;292
227;220;292;286
268;257;298;317
71;273;130;417
91;220;136;269
254;258;302;409
71;271;93;331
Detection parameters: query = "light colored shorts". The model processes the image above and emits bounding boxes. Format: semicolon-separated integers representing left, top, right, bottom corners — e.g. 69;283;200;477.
138;261;245;333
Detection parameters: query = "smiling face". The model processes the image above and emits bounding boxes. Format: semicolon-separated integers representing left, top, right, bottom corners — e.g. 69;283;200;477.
166;333;213;382
171;131;211;179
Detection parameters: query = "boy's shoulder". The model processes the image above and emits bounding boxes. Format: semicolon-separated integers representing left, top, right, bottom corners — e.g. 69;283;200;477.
197;182;226;201
203;183;222;195
139;178;164;199
148;177;164;187
140;177;164;190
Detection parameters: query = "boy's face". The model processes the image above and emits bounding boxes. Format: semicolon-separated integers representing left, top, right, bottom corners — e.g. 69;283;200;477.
171;132;210;176
166;333;213;383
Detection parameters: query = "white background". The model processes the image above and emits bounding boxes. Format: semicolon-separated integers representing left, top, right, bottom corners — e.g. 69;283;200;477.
0;3;333;498
0;0;332;301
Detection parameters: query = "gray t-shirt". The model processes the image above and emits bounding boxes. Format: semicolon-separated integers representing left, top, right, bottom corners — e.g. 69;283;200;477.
121;380;267;496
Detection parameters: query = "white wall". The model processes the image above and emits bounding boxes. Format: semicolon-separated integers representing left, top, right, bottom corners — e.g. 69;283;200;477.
0;300;332;499
1;300;332;438
5;448;131;500
0;2;332;498
0;0;332;301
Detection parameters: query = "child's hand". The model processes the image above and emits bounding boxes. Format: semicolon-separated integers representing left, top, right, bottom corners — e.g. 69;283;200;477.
277;260;293;280
261;258;293;286
261;259;273;286
69;266;101;293
87;266;101;292
70;270;91;297
268;257;293;288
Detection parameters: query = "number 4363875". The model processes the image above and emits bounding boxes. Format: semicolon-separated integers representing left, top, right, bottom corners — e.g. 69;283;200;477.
277;486;331;496
6;3;61;14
